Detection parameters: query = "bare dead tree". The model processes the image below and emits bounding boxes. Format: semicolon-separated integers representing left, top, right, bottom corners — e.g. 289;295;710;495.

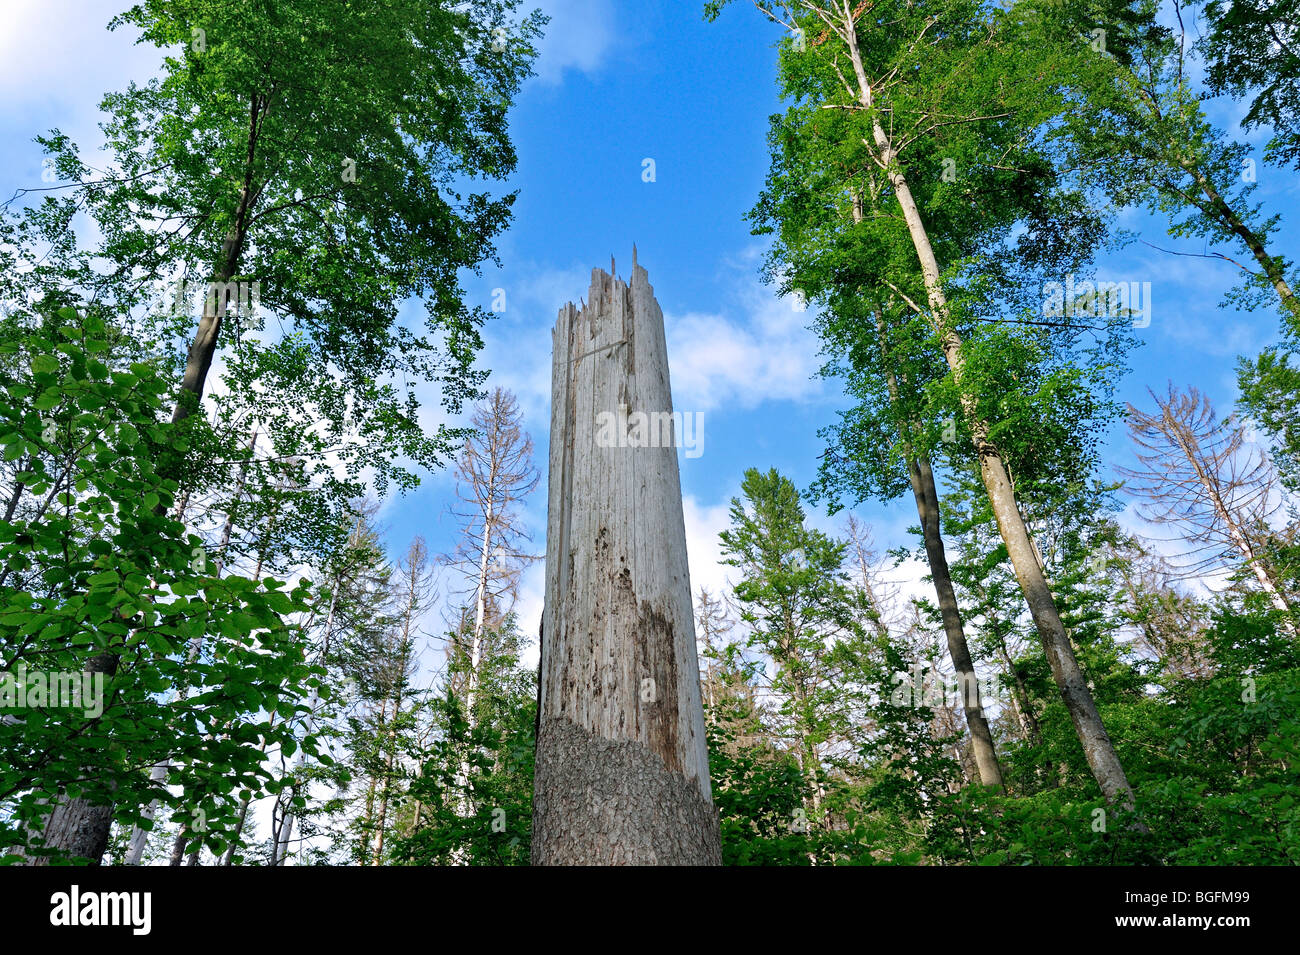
843;515;899;643
1119;384;1296;634
532;260;720;864
443;388;540;722
437;389;539;855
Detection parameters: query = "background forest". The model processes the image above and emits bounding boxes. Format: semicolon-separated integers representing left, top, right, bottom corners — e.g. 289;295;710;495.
1;0;1298;866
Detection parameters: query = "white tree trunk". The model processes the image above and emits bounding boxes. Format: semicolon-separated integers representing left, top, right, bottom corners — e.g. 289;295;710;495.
469;494;496;713
124;761;169;865
532;254;721;865
454;496;495;839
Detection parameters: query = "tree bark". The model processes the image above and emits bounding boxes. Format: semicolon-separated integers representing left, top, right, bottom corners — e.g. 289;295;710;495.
456;483;496;836
532;254;721;865
172;95;262;426
19;650;119;865
907;452;1005;789
869;299;1004;790
125;760;169;866
22;779;115;866
372;688;402;865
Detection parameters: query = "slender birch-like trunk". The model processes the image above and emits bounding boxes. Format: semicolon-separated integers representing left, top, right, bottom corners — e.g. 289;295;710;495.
456;493;495;827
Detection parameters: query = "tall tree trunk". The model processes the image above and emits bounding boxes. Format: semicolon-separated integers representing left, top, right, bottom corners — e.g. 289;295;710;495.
169;830;190;866
456;503;496;841
467;493;497;717
838;11;1136;813
358;768;379;865
907;452;1005;790
868;300;1004;790
125;761;170;866
532;256;721;865
22;774;116;866
172;96;262;426
18;649;119;865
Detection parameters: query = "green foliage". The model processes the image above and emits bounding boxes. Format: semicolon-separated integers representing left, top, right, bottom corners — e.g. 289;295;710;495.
1196;0;1300;169
4;0;546;574
392;614;536;866
1238;347;1300;494
722;0;1133;516
1034;0;1298;326
0;308;318;864
708;717;819;866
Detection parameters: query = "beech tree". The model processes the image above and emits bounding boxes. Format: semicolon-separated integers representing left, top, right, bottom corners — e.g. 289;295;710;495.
713;0;1140;812
0;308;317;864
1037;0;1298;326
3;0;542;864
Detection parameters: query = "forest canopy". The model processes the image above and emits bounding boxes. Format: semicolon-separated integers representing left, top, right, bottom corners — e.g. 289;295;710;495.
0;0;1296;874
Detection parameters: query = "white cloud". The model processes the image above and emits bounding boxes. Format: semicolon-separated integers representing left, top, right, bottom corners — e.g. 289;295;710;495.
683;494;738;604
531;0;617;86
665;288;824;413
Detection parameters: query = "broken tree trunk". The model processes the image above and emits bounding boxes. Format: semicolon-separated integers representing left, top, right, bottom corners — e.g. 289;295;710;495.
532;252;721;866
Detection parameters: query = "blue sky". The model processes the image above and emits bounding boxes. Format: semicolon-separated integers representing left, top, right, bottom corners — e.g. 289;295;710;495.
3;0;1297;658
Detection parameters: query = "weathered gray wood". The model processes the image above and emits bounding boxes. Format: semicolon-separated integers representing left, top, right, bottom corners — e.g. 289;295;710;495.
532;252;721;865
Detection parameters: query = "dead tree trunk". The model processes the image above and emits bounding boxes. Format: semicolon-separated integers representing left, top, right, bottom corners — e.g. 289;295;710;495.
532;252;722;866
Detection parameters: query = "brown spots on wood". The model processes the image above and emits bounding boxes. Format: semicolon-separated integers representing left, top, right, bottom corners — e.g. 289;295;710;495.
609;567;683;774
